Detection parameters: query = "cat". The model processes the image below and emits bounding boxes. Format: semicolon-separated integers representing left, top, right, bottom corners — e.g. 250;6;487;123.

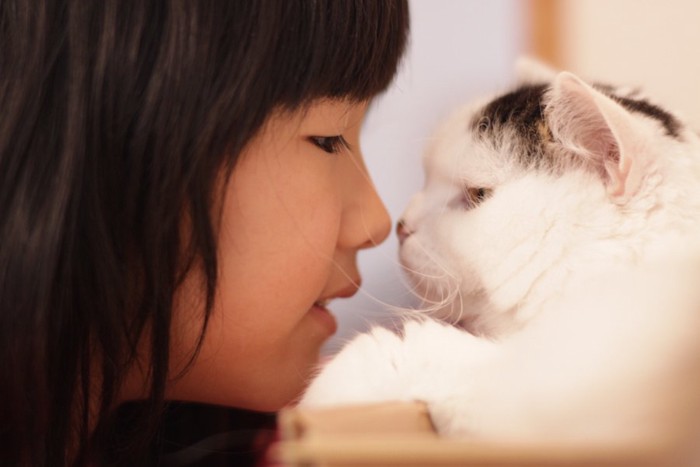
300;60;700;448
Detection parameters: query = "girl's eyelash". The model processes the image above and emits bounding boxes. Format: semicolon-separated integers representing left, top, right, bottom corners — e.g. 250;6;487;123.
309;135;350;154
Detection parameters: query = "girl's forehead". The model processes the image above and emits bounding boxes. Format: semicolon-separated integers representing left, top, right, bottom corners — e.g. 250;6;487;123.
308;99;369;126
276;99;370;130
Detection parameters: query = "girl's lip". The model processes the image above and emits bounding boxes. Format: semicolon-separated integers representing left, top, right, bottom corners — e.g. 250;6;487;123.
309;281;360;335
309;302;338;335
320;282;361;303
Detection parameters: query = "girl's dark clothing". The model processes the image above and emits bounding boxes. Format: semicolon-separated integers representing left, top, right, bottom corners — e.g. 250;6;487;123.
108;402;277;466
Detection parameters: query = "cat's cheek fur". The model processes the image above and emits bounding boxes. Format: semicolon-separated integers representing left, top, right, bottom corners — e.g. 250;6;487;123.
446;170;634;335
399;221;467;299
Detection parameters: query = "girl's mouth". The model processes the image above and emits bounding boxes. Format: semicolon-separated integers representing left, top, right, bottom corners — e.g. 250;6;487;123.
309;300;337;335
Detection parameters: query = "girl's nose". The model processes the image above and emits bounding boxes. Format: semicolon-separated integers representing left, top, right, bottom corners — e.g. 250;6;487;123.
359;193;392;249
340;183;391;251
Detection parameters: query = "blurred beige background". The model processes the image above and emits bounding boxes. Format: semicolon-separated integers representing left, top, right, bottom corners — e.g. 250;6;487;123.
534;0;700;128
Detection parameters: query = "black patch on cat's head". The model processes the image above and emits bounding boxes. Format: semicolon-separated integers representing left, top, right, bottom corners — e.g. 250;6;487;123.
613;95;681;139
470;84;550;167
592;84;681;139
473;84;547;135
470;82;683;169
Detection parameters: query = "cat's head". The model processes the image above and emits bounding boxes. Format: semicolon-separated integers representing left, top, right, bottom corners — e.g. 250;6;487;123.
398;60;700;337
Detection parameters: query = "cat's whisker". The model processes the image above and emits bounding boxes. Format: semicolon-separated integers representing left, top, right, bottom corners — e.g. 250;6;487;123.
452;286;466;327
398;261;452;282
410;280;459;318
320;258;446;322
408;235;461;282
397;254;458;305
407;273;453;307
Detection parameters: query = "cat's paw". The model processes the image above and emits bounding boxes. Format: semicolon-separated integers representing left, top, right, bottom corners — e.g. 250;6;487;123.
428;396;482;437
299;325;410;407
300;319;499;411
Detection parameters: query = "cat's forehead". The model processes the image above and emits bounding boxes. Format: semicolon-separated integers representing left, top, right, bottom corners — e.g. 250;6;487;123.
468;84;552;170
423;100;523;187
471;84;548;141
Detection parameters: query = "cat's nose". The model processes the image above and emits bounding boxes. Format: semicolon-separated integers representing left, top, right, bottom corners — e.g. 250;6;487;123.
396;219;412;245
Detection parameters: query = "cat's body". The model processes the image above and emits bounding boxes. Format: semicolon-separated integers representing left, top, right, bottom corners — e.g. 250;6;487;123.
301;63;700;446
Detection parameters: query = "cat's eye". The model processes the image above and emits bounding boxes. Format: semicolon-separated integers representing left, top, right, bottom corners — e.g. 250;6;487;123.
462;187;493;209
309;135;350;154
476;116;491;133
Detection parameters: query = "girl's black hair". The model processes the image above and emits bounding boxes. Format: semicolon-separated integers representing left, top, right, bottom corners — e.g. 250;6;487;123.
0;1;409;464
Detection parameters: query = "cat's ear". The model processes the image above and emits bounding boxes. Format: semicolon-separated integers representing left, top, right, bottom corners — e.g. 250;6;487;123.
515;56;558;84
545;72;648;202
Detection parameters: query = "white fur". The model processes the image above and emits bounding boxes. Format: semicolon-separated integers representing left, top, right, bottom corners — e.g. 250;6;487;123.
300;66;700;447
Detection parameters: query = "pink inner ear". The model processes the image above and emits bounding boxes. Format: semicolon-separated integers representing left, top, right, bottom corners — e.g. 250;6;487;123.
552;81;620;172
549;72;640;200
603;113;636;198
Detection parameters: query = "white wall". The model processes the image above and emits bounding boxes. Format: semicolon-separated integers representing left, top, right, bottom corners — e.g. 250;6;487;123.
559;0;700;128
325;0;526;353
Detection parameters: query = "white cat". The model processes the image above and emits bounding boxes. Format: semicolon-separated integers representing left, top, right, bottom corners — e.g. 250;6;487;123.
301;62;700;447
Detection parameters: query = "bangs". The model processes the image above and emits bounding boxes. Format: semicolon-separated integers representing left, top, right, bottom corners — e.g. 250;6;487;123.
270;0;410;106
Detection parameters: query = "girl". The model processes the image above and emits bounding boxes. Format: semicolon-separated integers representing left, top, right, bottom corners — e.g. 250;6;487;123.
0;1;409;465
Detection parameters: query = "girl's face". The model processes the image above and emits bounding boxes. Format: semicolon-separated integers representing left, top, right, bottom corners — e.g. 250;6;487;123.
165;100;390;410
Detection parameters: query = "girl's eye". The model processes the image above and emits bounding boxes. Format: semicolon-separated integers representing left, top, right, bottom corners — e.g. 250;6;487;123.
309;135;350;154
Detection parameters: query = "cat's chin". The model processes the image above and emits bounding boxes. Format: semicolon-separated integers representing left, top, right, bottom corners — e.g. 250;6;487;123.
409;287;501;335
